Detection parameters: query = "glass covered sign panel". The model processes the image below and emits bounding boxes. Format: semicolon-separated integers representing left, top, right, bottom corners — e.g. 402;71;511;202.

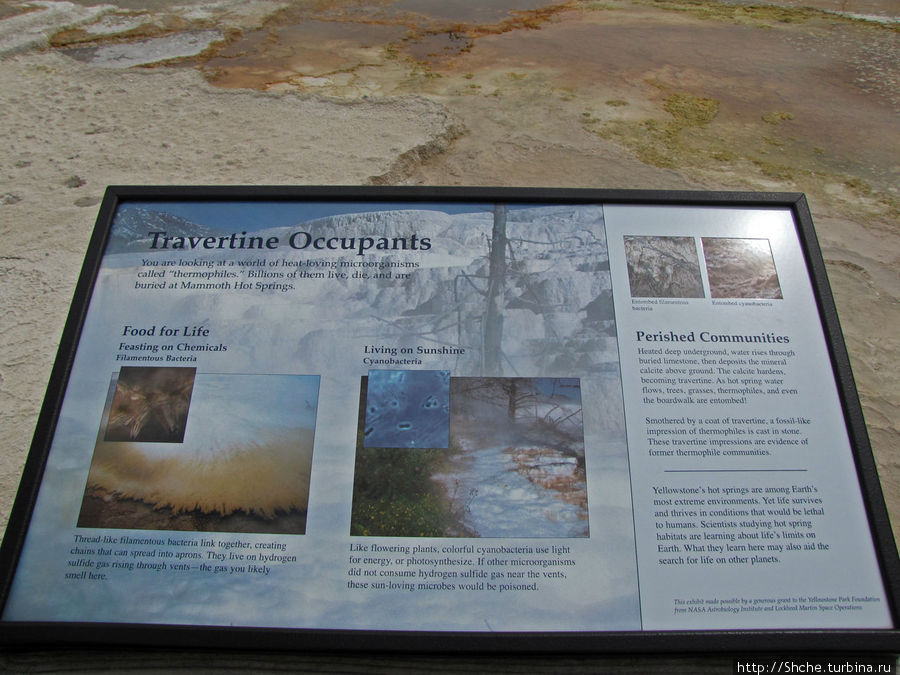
0;188;895;651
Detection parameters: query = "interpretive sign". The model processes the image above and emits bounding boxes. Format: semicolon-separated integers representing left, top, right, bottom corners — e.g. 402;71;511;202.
0;187;897;652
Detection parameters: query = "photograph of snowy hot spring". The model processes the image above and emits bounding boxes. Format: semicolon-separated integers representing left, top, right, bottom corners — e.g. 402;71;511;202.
352;372;588;538
78;368;319;534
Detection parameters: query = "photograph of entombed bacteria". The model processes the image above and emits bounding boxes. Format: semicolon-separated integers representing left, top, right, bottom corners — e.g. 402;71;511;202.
364;369;451;448
624;235;704;298
701;237;783;299
80;369;319;535
352;373;588;538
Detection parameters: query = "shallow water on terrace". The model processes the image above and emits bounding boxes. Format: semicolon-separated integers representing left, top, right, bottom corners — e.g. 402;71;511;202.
433;442;588;538
203;20;406;88
65;31;223;68
405;31;472;64
457;13;898;190
192;0;574;88
391;0;568;24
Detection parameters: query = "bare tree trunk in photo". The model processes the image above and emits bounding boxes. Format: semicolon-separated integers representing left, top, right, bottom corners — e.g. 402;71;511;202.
506;378;518;423
483;204;507;376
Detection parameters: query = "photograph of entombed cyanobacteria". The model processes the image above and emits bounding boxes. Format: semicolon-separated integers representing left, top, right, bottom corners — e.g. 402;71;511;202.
79;370;319;534
701;237;783;299
364;369;450;448
624;235;704;298
352;374;588;538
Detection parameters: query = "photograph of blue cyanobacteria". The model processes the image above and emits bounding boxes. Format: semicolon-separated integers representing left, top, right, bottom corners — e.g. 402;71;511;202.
364;370;450;448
